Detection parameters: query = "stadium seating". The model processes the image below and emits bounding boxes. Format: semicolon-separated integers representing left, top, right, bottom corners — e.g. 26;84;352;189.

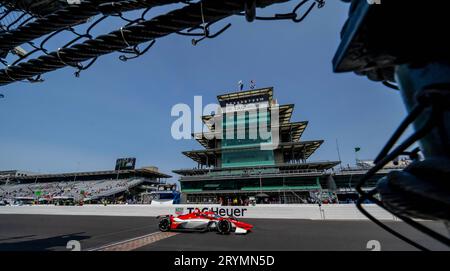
0;178;145;203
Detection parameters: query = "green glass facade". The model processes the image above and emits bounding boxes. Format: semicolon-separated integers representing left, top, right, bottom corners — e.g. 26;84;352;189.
221;105;275;168
181;176;321;192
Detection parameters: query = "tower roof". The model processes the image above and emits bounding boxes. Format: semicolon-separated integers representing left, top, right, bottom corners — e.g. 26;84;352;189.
201;103;294;132
217;87;273;106
173;161;340;177
183;140;323;166
192;121;309;149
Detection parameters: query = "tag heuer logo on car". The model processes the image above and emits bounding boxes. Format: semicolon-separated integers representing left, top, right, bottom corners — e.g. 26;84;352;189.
175;207;184;215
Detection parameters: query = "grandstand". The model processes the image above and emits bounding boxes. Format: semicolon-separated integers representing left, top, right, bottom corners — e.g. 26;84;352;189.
0;167;172;205
0;170;36;179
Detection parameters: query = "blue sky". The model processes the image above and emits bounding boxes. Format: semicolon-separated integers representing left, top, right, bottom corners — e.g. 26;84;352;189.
0;1;410;183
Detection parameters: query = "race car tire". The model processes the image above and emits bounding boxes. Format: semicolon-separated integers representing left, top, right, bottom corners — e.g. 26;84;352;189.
217;220;232;234
159;217;171;232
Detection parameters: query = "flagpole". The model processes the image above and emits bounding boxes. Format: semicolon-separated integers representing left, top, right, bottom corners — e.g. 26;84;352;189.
354;147;360;165
336;139;343;170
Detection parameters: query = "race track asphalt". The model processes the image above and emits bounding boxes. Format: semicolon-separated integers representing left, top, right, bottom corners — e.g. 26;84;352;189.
0;214;156;251
0;214;448;251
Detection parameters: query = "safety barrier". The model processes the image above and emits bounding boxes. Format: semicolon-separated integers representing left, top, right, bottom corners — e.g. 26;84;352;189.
0;204;399;220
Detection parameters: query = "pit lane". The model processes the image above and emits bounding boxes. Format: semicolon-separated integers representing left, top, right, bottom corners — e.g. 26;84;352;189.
0;214;448;251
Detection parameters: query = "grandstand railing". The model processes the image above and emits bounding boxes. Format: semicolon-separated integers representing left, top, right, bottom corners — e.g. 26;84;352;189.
179;169;327;181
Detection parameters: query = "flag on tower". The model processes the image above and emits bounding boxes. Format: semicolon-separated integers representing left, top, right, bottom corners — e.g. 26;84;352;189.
238;80;244;91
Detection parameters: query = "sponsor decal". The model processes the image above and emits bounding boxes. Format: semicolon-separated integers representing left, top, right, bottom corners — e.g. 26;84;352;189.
175;207;184;215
